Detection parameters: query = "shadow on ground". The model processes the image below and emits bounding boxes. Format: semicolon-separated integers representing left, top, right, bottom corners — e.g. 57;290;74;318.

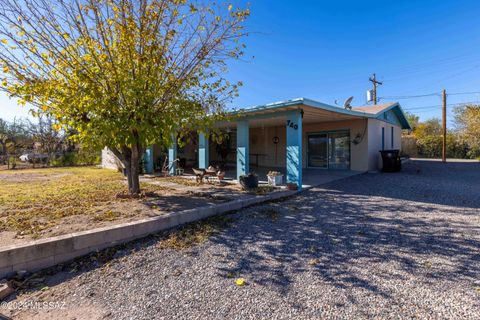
210;160;480;298
6;160;479;318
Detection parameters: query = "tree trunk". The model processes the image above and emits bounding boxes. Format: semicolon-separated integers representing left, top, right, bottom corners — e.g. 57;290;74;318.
0;141;6;156
111;144;143;196
124;158;133;192
129;143;141;195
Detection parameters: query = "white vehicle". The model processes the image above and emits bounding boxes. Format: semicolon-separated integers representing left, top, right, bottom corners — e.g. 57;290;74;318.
19;153;49;163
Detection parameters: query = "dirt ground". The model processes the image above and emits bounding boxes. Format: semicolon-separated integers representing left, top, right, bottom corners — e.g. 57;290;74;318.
2;160;479;320
0;167;265;248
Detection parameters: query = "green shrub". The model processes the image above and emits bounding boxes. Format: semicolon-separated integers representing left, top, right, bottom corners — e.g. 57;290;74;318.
417;135;442;158
49;150;101;167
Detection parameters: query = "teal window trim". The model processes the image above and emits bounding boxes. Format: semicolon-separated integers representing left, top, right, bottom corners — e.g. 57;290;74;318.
381;127;385;150
391;127;394;148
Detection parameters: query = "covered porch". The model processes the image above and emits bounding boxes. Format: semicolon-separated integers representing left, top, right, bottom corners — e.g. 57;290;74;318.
222;167;361;188
145;98;372;190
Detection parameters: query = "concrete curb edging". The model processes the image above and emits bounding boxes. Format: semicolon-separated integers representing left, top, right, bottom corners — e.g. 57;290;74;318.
0;189;299;279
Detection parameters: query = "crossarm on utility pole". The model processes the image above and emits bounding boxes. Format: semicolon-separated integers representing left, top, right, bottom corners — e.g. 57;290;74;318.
369;73;383;105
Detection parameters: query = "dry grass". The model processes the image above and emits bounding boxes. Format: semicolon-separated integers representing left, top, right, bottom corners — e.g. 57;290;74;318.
157;176;200;187
0;167;167;237
158;215;234;250
248;185;276;195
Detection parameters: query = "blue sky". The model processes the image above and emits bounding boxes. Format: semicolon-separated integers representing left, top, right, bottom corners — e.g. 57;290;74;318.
1;0;480;125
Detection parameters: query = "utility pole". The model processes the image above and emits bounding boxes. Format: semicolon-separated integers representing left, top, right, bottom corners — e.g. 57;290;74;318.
442;89;447;163
369;73;383;105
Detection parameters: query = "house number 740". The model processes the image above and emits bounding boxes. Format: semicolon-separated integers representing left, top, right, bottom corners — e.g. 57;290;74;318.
286;120;298;130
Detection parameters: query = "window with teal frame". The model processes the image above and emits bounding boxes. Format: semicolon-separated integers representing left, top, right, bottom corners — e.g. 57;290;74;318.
381;127;385;150
391;127;394;148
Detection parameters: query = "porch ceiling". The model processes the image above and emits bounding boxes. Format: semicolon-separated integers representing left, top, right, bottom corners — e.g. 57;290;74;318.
302;105;365;123
219;103;367;128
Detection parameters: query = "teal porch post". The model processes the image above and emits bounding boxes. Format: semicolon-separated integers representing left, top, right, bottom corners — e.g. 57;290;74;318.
236;120;249;180
198;132;209;169
144;146;154;174
286;110;303;189
168;134;177;175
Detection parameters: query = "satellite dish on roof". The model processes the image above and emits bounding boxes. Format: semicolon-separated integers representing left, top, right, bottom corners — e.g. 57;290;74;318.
343;96;354;110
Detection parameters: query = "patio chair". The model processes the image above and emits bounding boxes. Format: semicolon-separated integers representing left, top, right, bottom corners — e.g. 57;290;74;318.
192;168;206;183
161;157;180;177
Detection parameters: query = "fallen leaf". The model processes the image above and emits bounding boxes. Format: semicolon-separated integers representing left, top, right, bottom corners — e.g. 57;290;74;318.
308;258;319;266
235;278;246;286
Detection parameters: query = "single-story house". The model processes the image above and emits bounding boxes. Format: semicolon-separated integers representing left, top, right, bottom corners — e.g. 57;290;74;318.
102;98;410;190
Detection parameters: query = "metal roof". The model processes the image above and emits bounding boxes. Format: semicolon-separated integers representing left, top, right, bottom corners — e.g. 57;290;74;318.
231;98;411;129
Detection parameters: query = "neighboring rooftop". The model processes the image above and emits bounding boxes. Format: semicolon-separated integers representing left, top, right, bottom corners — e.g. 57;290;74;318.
353;103;398;114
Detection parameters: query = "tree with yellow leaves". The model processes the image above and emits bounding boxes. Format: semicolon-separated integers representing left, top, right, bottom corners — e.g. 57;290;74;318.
0;0;249;194
453;104;480;158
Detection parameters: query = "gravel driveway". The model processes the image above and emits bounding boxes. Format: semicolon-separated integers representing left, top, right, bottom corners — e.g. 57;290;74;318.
5;160;480;319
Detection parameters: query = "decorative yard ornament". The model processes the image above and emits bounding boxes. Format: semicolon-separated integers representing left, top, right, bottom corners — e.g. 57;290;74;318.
273;133;279;164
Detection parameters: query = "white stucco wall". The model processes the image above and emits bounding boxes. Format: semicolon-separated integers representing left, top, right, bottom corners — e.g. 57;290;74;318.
247;119;370;172
101;147;123;170
250;117;402;173
302;119;369;172
367;119;402;171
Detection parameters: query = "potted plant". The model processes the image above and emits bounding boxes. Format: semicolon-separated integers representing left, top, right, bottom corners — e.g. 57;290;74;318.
239;172;258;190
286;182;298;191
267;171;283;186
217;170;225;181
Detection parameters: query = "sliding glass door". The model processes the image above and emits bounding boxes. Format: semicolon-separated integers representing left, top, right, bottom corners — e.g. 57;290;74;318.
307;131;350;169
328;131;350;169
307;134;328;168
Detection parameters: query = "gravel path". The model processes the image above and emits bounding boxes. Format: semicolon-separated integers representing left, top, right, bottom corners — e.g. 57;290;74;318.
5;160;480;320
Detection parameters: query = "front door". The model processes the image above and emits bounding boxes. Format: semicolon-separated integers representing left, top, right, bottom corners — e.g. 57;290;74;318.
307;133;328;168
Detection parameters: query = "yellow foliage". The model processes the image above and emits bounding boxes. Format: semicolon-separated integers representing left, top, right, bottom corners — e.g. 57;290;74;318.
0;0;250;195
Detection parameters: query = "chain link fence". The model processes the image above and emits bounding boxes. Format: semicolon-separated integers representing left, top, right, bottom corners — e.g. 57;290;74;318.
0;149;101;170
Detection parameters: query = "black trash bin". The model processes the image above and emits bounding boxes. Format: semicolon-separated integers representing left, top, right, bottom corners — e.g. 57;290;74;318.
379;149;401;172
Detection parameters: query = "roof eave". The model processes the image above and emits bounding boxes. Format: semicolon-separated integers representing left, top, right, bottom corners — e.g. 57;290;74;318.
371;102;411;130
232;97;377;119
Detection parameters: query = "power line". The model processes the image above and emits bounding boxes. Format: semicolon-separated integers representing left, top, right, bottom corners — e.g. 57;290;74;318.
379;91;480;101
403;101;479;111
403;106;441;110
447;91;480;96
380;93;440;100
